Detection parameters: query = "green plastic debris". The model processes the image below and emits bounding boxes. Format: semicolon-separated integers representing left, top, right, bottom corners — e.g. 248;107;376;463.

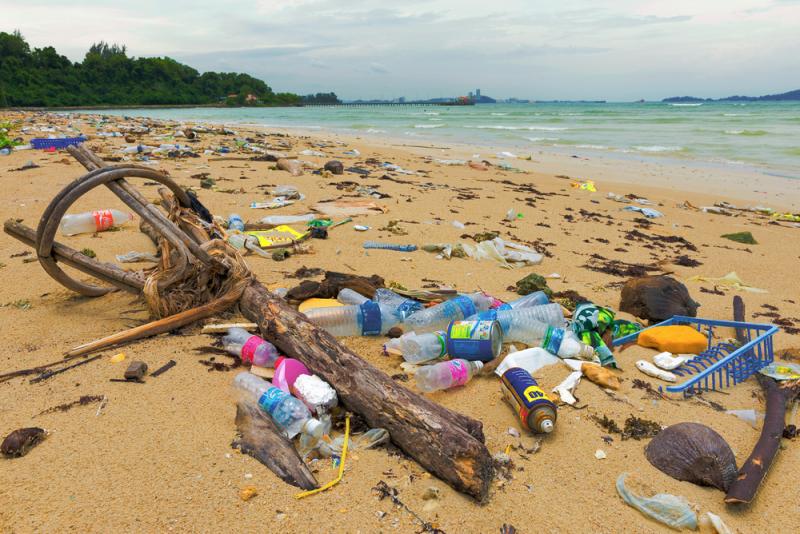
515;273;552;297
721;231;757;245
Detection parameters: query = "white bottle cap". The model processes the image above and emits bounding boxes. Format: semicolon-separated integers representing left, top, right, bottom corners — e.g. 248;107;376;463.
540;419;554;433
473;361;484;372
304;418;325;438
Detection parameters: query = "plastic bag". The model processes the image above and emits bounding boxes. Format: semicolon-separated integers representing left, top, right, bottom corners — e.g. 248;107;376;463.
616;473;697;531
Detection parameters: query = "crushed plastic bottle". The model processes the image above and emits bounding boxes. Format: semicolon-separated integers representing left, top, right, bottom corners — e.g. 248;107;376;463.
385;331;447;363
337;288;369;305
233;372;325;439
223;328;280;367
416;359;483;392
471;303;565;333
59;209;135;236
302;301;399;336
404;293;493;332
373;288;424;321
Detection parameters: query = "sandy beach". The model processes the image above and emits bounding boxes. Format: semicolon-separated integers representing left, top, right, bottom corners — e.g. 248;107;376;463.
1;110;799;533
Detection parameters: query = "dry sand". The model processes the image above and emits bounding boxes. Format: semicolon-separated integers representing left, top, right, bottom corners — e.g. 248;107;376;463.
1;111;799;533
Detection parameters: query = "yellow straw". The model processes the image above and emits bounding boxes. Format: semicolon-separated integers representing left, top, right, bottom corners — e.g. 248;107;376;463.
295;415;350;499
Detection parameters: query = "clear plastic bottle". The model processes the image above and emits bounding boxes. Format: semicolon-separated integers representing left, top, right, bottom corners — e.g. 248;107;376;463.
403;293;493;332
223;327;280;367
233;372;325;439
501;291;550;309
416;359;483;392
59;209;135;236
386;331;446;363
228;213;245;232
374;288;424;321
473;303;565;334
302;301;398;336
503;321;595;359
337;288;369;305
227;233;271;258
259;214;316;226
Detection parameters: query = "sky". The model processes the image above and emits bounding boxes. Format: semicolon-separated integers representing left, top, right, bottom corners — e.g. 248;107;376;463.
4;0;800;100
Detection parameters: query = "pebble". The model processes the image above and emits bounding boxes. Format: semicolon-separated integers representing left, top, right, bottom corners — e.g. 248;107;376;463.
595;449;607;460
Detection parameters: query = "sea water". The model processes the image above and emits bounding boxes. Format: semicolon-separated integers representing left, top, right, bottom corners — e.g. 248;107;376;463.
74;101;800;178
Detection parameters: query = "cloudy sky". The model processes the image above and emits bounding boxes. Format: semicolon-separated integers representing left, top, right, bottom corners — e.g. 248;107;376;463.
5;0;800;100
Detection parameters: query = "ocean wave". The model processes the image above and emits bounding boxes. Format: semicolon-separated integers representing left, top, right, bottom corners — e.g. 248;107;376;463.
668;103;703;107
632;145;684;152
366;128;387;134
724;129;767;136
490;112;509;116
414;124;444;128
527;136;560;142
470;125;567;131
576;144;609;150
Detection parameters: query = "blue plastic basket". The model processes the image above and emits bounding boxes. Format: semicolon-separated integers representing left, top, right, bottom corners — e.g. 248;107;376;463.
612;316;778;396
30;136;86;150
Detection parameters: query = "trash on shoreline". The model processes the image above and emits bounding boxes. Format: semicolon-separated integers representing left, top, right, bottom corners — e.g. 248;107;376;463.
720;231;757;245
686;272;767;293
616;473;697;531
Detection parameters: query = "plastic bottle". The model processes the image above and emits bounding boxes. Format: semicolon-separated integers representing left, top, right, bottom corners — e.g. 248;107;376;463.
493;316;592;358
223;327;280;367
403;293;493;332
59;209;135;236
374;288;424;321
233;372;324;439
501;291;550;309
259;214;316;226
337;288;369;305
226;233;271;258
228;213;245;231
415;359;483;392
386;331;446;363
302;301;398;336
473;304;565;335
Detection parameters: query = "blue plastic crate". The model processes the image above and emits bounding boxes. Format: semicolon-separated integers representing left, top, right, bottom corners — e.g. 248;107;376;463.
30;136;86;150
612;316;778;396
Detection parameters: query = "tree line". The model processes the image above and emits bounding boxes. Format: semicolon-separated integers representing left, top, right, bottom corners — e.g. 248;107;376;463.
0;31;339;107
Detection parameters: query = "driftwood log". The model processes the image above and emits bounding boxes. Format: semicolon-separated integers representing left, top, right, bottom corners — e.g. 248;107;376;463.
724;375;800;504
233;401;317;490
2;145;495;500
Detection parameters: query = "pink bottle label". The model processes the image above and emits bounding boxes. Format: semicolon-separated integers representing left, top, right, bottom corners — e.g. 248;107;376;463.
240;335;262;364
448;360;469;386
93;210;114;231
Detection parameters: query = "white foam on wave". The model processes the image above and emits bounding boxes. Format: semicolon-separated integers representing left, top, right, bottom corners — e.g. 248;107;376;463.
576;144;609;150
632;145;683;152
527;136;559;142
414;124;444;128
668;103;703;107
366;128;387;134
470;125;567;131
490;112;509;116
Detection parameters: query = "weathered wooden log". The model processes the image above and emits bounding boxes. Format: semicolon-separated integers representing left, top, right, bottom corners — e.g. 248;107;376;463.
725;375;800;504
733;296;747;344
240;281;494;500
233;401;318;490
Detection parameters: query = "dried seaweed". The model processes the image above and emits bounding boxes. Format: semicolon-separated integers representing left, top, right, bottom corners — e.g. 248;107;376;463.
36;395;104;417
622;416;662;440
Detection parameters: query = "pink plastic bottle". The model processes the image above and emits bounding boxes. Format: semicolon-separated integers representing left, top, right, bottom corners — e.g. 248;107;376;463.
272;357;311;393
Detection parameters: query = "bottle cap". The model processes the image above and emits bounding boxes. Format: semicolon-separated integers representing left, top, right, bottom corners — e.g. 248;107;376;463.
304;418;325;438
540;419;555;433
473;361;484;372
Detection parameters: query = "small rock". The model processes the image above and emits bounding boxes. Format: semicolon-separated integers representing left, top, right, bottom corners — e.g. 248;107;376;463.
324;160;344;175
421;486;441;500
1;427;47;458
239;485;258;501
124;360;148;380
595;449;607;460
244;473;253;480
375;511;387;519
